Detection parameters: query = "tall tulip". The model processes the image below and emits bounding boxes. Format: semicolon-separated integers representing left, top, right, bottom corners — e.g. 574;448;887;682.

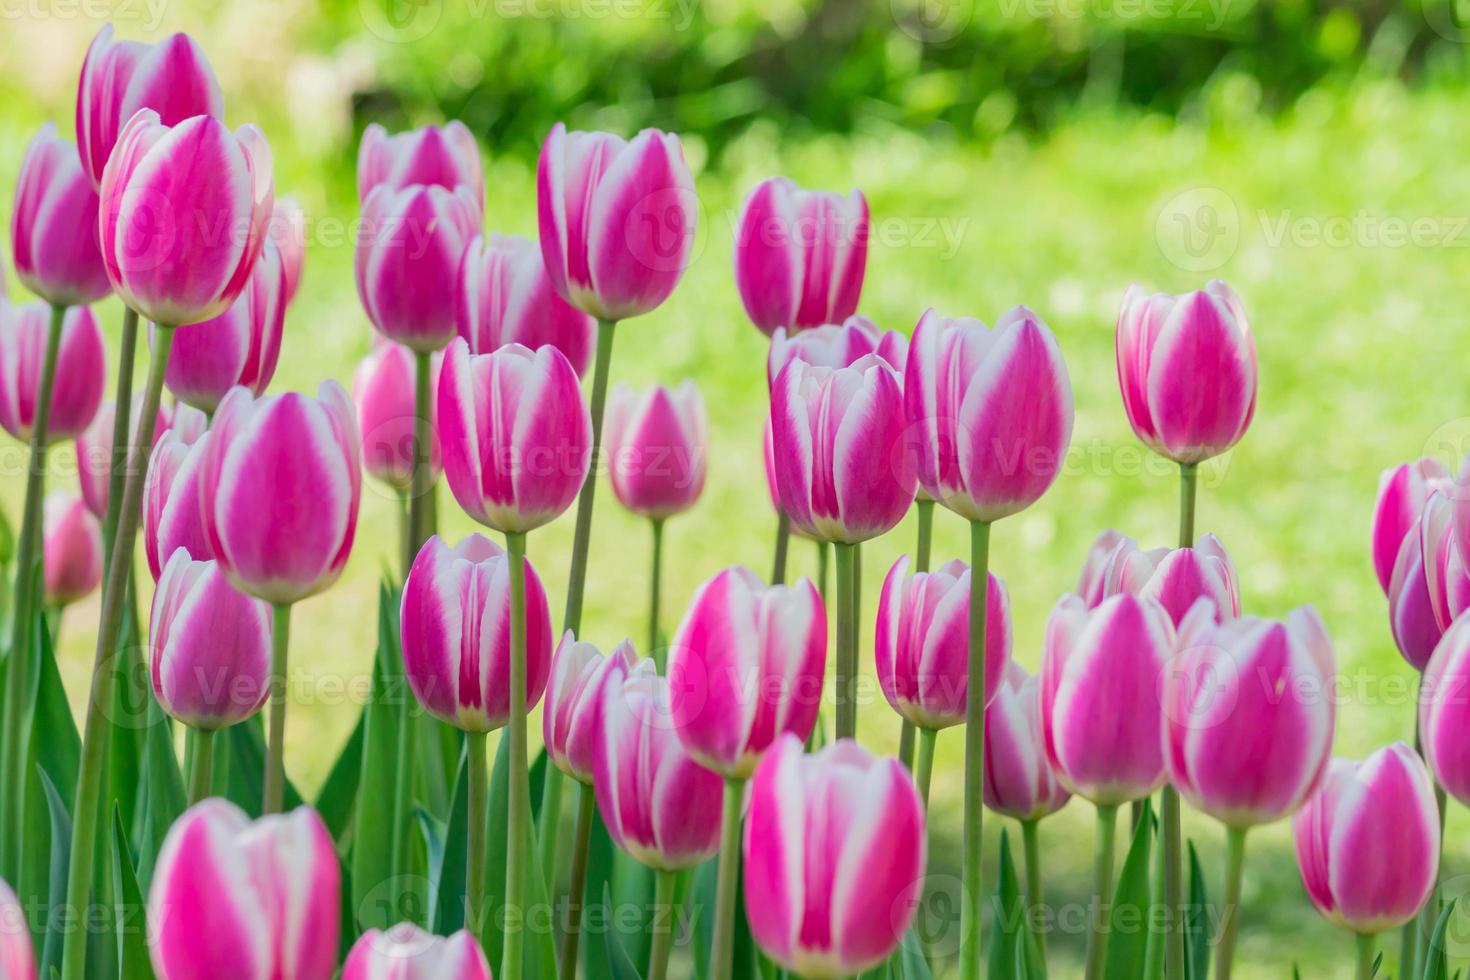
143;413;213;580
344;925;492;980
41;494;101;609
269;194;306;305
1103;533;1241;626
455;233;595;375
357;121;484;208
0;878;34;980
11;125;111;307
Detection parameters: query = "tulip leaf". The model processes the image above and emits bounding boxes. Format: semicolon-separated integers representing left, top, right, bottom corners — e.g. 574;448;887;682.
603;883;645;980
1183;841;1210;980
131;695;185;891
483;731;512;970
1105;800;1155;978
105;579;149;844
109;807;154;980
986;828;1025;980
316;707;365;844
433;748;470;935
220;716;305;817
351;583;406;936
38;766;71;980
899;927;934;980
1420;898;1457;980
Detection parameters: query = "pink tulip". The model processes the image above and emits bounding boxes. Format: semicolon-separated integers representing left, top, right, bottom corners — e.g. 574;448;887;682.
438;339;591;534
100;110;273;327
1419;489;1470;634
904;307;1073;523
1076;528;1132;608
355;184;480;352
10;125;111;306
1103;533;1241;626
743;735;924;976
603;381;708;520
733;178;869;336
400;534;552;732
76;25;223;188
984;663;1070;821
1418;615;1470;806
148;800;339;980
875;555;1012;730
0;302;105;445
357;121;484;210
1039;592;1177;805
1166;607;1336;828
1372;458;1448;594
544;633;639;784
1387;518;1444;671
536;123;696;321
770;355;915;544
1116;280;1257;465
76;394;174;519
595;662;723;871
42;494;102;607
344;924;491;980
144;410;213;579
268;195;306;305
455;233;596;376
667;566;826;779
198;382;361;605
150;550;272;729
353;340;443;491
766;315;907;388
0;878;35;980
1293;743;1439;934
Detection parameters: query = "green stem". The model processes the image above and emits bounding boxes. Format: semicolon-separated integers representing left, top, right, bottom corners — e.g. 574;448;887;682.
396;487;410;582
187;728;216;805
771;511;790;586
959;519;992;980
537;764;564;895
647;869;678;980
1215;827;1248;980
1022;819;1046;963
648;518;665;669
407;349;434;568
559;783;596;977
1084;804;1119;980
1160;461;1198;980
503;531;530;979
914;728;937;809
388;681;418;911
834;542;857;739
1179;462;1198;546
900;500;935;772
562;318;616;637
1355;932;1377;980
467;730;489;947
710;777;745;980
263;603;293;813
61;322;174;980
817;540;829;600
100;307;139;563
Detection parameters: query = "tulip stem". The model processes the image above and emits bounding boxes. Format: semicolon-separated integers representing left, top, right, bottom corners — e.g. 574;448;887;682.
62;322;174;980
263;602;292;813
100;307;139;562
771;511;790;586
711;776;745;980
914;727;937;809
1179;462;1198;546
563;318;616;637
648;518;665;670
648;869;678;980
899;500;935;771
960;519;992;980
187;728;215;805
1084;803;1119;980
1022;819;1046;962
406;349;434;568
1355;932;1377;980
503;531;531;979
1215;826;1248;980
1161;461;1199;980
817;540;829;599
537;763;564;894
467;730;488;942
559;782;596;977
834;542;858;739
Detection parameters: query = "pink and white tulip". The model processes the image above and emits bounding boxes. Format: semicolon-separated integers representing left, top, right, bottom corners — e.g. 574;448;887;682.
353;341;442;491
42;494;102;607
0;878;34;980
144;410;213;579
1387;518;1444;671
1076;528;1132;608
343;925;491;980
1418;615;1470;806
10;125;111;306
357;121;484;209
1103;533;1241;626
0;302;105;445
400;534;552;733
76;395;174;519
148;800;339;980
544;633;639;784
984;663;1070;821
603;381;708;521
766;315;907;387
743;735;925;977
268;195;306;305
1372;458;1448;594
1419;489;1470;635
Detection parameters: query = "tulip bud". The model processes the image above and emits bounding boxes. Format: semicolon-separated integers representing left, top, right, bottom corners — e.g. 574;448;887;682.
0;302;105;445
1371;458;1448;594
1292;743;1439;934
743;735;925;977
1104;533;1241;626
268;194;306;305
1387;517;1443;671
76;394;173;520
148;800;339;980
1419;489;1470;634
144;413;213;580
1418;615;1470;806
603;381;708;521
984;663;1069;821
536;123;696;321
766;315;907;387
42;494;101;608
1075;528;1132;608
544;633;639;784
733;178;869;336
0;878;35;980
357;121;484;210
344;924;492;980
353;341;442;492
438;339;591;534
400;534;552;733
10;126;111;306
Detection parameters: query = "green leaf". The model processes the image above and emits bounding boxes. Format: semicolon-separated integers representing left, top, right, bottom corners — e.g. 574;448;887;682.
987;828;1024;980
603;883;645;980
37;767;71;980
220;716;305;817
899;926;934;980
1420;898;1457;980
433;749;471;935
1105;799;1155;978
104;578;149;844
351;585;405;936
1183;841;1210;980
109;807;154;980
130;696;185;891
1143;806;1165;980
482;732;512;972
316;707;366;844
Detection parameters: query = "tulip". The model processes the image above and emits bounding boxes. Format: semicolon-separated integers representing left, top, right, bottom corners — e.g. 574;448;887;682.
76;395;172;521
1419;489;1470;635
1372;458;1448;594
0;302;105;445
357;121;484;209
985;661;1070;822
268;194;306;305
353;340;443;493
42;494;102;608
743;735;924;978
543;633;639;784
1076;528;1132;608
1419;614;1470;806
0;878;35;980
455;233;595;376
10;125;110;307
1104;533;1241;626
143;412;213;580
1387;520;1443;671
148;800;339;980
344;925;492;980
733;178;869;336
766;315;907;387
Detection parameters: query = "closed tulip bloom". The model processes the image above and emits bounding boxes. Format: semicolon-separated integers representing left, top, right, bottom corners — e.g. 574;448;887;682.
984;663;1070;821
904;307;1074;523
0;878;35;980
766;315;907;387
875;555;1012;730
198;382;361;605
148;800;339;980
1039;592;1176;805
544;633;639;784
438;339;591;534
1419;489;1470;634
0;302;105;445
1418;615;1470;806
743;735;925;977
536;124;696;321
770;355;915;544
400;534;553;732
76;25;223;188
733;178;869;336
667;566;826;779
1387;517;1443;670
76;394;173;519
1293;743;1439;934
353;341;442;491
144;411;213;579
10;125;111;306
595;662;724;871
455;233;595;376
1076;528;1132;608
357;121;484;209
1116;280;1257;464
42;494;102;607
1104;533;1241;626
603;381;707;520
1371;458;1448;594
355;184;480;352
344;925;491;980
268;195;306;305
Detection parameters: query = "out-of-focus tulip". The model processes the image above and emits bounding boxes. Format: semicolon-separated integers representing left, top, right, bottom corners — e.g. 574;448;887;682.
76;394;173;519
1419;489;1470;634
1166;607;1336;828
355;184;480;352
352;341;442;492
905;307;1073;523
455;233;595;376
164;239;286;415
357;121;484;209
100;111;273;327
984;662;1070;821
150;550;271;729
76;25;223;188
343;924;492;980
0;878;35;980
400;534;552;732
268;194;306;305
595;661;723;871
1076;529;1132;608
1292;743;1439;934
1418;615;1470;806
42;494;102;607
733;178;869;336
438;339;591;534
1104;533;1241;626
1115;280;1257;465
1388;519;1443;671
10;125;111;306
875;555;1012;730
536;123;696;321
766;315;907;387
0;302;105;445
667;566;826;779
144;409;213;579
544;633;639;784
603;381;707;520
743;735;924;977
1371;458;1448;594
770;355;914;544
198;382;361;605
148;800;339;980
1039;593;1177;805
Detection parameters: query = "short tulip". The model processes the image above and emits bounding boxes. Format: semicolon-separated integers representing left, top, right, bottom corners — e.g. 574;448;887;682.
544;633;639;784
353;341;442;492
1371;458;1448;594
1076;528;1132;608
1104;533;1241;626
766;315;907;387
42;494;102;607
76;394;172;519
455;233;595;375
144;410;213;579
1387;518;1444;671
1418;615;1470;806
0;878;35;980
357;121;484;209
984;662;1070;821
1419;489;1470;634
344;924;492;980
603;381;708;520
0;302;105;445
10;125;111;306
268;194;306;305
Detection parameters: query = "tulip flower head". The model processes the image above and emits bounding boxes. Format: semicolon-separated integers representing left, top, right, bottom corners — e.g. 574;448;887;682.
766;315;907;387
984;662;1070;821
144;409;214;579
268;194;306;305
0;302;105;445
42;494;102;608
603;381;708;521
353;341;443;492
1103;532;1241;626
1075;528;1133;608
1419;488;1470;635
10;125;111;306
0;878;35;980
343;924;491;980
1372;458;1448;595
1418;615;1470;807
544;633;640;784
357;121;484;209
77;394;174;520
